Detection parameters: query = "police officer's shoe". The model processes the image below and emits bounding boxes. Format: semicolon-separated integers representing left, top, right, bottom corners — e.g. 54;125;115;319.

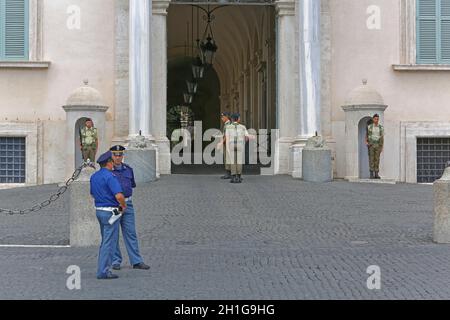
221;171;232;179
370;171;374;179
112;264;121;271
97;273;119;280
133;262;150;270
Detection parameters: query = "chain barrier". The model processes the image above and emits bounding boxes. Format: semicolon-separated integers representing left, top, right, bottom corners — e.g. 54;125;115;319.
0;162;91;216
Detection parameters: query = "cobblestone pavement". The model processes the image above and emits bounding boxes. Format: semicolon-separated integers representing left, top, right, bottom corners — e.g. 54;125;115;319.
0;175;448;300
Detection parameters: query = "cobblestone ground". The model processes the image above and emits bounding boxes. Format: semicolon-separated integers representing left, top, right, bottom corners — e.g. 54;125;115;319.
0;175;448;300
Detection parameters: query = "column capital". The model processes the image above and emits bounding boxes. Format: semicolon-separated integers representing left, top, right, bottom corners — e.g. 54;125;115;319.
275;0;295;16
153;0;170;16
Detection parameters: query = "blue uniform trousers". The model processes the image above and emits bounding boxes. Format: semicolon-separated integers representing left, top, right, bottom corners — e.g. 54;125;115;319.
112;200;143;266
96;210;120;278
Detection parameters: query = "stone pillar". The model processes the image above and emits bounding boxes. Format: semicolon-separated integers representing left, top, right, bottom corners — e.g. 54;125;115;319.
128;0;159;181
129;0;153;139
275;0;297;175
152;0;171;175
298;0;321;137
434;166;450;243
69;167;100;247
290;0;322;179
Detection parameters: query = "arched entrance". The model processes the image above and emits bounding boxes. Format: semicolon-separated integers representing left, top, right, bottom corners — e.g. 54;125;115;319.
358;117;372;179
167;1;277;174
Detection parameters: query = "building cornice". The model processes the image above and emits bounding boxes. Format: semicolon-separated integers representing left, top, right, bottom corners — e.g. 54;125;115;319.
153;0;170;16
275;0;295;16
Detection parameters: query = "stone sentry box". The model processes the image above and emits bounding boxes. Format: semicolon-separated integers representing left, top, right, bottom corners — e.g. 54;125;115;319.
62;80;108;247
341;80;388;181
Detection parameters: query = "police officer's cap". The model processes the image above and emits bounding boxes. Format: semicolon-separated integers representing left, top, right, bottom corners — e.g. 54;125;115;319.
97;151;113;165
231;113;240;121
110;145;126;154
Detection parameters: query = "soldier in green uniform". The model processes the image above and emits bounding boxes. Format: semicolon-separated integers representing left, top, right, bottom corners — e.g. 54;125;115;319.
225;113;252;184
220;112;232;179
365;114;384;179
80;118;98;167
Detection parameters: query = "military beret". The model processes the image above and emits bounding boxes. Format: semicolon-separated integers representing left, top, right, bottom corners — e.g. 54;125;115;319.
97;151;113;164
221;111;231;117
110;145;126;153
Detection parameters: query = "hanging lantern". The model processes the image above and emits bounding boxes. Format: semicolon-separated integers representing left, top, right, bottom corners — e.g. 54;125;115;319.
183;93;194;105
186;80;198;94
192;56;205;79
200;36;218;66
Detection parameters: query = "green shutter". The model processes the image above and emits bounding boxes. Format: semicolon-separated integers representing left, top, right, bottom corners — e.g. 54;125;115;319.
0;1;4;59
0;0;28;61
417;0;450;64
417;0;438;63
441;0;450;62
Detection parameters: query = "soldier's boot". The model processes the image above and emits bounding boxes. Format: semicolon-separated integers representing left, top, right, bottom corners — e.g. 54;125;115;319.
221;170;232;180
370;171;374;179
237;174;242;183
375;171;381;179
230;175;238;183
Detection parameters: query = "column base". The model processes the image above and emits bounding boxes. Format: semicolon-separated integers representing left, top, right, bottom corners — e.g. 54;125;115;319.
289;137;309;179
125;135;159;182
154;136;171;175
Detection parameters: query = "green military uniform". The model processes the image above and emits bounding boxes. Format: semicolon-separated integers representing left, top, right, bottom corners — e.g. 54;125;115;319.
367;123;384;177
225;121;249;183
80;126;98;163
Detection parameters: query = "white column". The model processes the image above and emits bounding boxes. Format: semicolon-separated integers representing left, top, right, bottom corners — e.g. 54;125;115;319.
129;0;152;139
275;0;297;174
152;0;171;174
298;0;321;138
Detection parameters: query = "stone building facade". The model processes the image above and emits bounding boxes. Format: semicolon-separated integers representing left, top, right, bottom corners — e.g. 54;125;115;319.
0;0;449;186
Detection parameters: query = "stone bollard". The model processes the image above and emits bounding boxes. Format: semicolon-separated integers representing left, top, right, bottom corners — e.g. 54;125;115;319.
302;136;333;183
433;166;450;243
69;166;100;247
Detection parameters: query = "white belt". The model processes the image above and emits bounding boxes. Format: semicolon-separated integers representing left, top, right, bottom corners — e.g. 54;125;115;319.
125;197;132;202
96;207;117;212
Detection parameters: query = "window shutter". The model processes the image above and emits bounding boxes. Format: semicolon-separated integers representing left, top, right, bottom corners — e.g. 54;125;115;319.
1;0;28;60
417;0;438;63
440;0;450;62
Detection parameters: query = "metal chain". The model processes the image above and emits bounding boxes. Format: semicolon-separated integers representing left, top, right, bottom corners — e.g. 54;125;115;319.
0;162;90;216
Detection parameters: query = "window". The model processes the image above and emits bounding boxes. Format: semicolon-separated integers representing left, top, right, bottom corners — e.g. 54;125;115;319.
417;137;450;183
417;0;450;64
0;137;26;184
0;0;29;61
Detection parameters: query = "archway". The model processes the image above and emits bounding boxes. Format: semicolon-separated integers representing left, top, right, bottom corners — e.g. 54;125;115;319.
167;2;276;174
358;117;372;179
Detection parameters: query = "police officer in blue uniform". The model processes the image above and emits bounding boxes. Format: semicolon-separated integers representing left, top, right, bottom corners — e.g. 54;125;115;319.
90;151;127;280
110;145;150;271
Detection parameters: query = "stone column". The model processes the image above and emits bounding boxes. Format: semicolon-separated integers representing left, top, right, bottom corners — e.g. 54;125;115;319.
129;0;153;139
290;0;322;179
152;0;171;174
434;166;450;243
298;0;321;137
127;0;159;181
275;0;297;174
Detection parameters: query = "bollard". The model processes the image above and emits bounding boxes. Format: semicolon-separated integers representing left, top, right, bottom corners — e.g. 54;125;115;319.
69;166;100;247
433;165;450;243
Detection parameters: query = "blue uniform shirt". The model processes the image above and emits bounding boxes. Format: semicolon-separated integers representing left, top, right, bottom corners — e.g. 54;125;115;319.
112;163;136;198
90;168;123;207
